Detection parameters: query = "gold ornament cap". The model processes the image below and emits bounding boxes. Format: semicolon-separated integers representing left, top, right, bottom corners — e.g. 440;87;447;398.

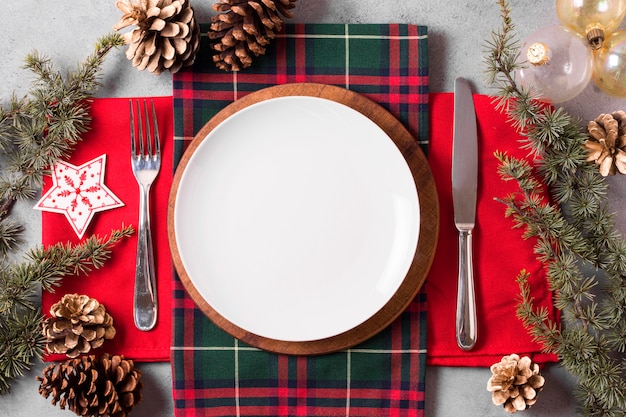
586;28;605;50
526;42;549;66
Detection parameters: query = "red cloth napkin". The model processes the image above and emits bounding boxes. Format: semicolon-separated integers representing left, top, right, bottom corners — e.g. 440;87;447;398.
426;92;559;366
41;96;173;362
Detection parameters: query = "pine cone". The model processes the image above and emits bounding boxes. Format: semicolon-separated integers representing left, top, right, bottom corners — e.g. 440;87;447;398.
38;354;142;417
114;0;200;74
208;0;297;71
43;294;116;358
584;111;626;176
487;354;545;414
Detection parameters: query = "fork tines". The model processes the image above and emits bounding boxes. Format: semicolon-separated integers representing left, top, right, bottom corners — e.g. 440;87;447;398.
129;99;161;159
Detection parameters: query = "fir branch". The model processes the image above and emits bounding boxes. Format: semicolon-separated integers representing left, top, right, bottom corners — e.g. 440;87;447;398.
24;224;134;292
482;0;522;97
0;34;127;395
515;270;561;352
71;33;125;95
0;220;23;255
486;1;626;414
0;225;133;394
0;309;45;394
0;33;124;221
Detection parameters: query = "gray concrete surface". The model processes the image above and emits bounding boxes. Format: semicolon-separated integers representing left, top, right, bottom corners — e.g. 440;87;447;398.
2;0;624;416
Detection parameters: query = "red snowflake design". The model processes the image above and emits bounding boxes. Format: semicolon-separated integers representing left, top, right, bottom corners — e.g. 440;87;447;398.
58;171;102;211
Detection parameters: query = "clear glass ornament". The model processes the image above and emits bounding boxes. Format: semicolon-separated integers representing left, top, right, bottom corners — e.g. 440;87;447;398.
592;29;626;97
517;25;593;103
556;0;626;48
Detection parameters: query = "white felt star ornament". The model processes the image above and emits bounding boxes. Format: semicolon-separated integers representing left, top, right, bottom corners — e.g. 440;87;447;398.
35;154;124;238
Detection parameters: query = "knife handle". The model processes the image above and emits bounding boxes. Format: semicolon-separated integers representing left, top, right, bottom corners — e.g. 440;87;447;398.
456;229;477;351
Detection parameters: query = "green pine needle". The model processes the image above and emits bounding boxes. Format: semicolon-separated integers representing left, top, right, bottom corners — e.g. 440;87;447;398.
487;1;626;414
0;33;127;394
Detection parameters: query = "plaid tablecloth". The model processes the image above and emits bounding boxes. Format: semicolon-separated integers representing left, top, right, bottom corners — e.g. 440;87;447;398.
172;23;429;417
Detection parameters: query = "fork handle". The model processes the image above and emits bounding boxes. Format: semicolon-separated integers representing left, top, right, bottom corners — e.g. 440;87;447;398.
134;183;158;331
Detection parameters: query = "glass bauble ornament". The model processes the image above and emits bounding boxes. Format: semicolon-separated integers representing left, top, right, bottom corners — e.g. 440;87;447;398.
592;29;626;97
517;25;593;103
556;0;626;48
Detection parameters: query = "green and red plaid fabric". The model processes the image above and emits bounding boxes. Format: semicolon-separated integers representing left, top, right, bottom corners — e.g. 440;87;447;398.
172;23;429;417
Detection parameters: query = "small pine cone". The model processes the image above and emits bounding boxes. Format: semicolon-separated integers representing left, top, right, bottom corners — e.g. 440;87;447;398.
208;0;297;71
114;0;201;74
37;354;143;417
487;354;545;414
584;110;626;176
43;294;116;358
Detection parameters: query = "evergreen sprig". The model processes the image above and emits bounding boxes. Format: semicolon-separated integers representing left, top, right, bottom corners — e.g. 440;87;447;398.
0;33;128;394
0;225;134;394
0;33;125;219
486;1;626;415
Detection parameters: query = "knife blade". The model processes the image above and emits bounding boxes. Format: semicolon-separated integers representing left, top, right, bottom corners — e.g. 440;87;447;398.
452;77;478;351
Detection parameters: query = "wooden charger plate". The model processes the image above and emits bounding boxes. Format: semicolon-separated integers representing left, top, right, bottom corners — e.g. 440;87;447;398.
168;83;439;355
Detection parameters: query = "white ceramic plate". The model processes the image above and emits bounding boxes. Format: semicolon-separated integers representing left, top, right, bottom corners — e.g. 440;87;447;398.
172;89;424;347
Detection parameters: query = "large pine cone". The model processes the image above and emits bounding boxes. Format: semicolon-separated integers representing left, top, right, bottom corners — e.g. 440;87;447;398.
38;354;142;417
43;294;116;358
487;354;545;413
585;111;626;176
114;0;200;74
209;0;297;71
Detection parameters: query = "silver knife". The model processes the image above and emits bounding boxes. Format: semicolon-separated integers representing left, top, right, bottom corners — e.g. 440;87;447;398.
452;77;478;351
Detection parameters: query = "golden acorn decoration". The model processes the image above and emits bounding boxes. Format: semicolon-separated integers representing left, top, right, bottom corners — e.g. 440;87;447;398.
43;293;116;358
208;0;297;71
487;354;545;413
38;354;143;417
584;111;626;176
113;0;200;74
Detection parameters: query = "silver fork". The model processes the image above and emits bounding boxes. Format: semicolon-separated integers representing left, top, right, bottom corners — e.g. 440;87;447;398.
130;99;161;331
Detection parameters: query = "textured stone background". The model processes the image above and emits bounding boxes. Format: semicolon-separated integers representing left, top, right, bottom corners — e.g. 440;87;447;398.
4;0;624;415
